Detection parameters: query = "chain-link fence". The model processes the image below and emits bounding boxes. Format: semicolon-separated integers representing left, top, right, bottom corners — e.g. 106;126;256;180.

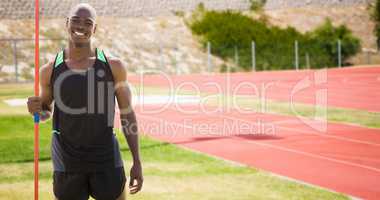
1;38;378;83
205;40;379;73
0;38;65;82
0;37;222;82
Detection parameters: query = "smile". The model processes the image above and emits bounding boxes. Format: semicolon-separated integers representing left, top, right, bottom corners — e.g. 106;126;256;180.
73;31;86;36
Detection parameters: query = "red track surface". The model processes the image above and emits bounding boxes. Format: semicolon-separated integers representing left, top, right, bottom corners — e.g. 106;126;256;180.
124;105;380;199
128;66;380;112
116;66;380;199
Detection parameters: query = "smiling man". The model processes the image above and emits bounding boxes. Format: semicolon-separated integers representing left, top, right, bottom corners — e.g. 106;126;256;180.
27;3;143;200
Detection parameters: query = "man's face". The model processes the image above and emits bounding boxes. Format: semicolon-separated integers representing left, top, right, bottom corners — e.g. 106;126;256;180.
66;8;96;45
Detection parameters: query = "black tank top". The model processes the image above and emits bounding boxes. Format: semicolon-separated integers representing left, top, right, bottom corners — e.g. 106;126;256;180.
51;48;116;172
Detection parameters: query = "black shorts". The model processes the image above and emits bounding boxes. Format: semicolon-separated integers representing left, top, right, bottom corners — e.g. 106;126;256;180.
53;167;126;200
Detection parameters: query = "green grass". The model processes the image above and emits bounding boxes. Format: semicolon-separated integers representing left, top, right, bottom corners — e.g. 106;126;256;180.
0;83;34;100
0;115;349;200
0;116;51;163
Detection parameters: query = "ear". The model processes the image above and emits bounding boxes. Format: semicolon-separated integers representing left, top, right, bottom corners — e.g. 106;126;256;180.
66;18;69;27
93;24;97;34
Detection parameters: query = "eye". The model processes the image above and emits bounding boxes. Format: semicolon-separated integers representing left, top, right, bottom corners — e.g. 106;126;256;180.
70;19;79;24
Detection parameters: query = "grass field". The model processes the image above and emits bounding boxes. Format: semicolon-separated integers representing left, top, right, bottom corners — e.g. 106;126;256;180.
0;83;360;199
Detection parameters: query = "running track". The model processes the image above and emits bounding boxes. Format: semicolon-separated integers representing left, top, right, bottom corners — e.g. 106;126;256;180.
124;105;380;199
117;66;380;199
128;66;380;112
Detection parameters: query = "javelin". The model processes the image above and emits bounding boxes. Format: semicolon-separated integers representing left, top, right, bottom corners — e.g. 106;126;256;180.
34;0;40;199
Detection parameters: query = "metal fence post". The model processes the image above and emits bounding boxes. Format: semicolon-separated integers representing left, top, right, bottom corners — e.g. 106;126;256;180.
366;50;371;65
252;41;256;71
295;40;299;70
13;39;18;82
207;41;212;73
338;39;342;68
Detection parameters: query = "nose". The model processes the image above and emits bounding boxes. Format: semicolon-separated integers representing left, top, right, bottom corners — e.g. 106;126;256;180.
76;25;85;31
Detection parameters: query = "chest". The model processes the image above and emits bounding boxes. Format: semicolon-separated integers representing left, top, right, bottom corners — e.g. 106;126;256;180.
54;60;114;104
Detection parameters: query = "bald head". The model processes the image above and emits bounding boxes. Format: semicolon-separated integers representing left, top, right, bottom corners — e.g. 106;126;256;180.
66;3;97;47
68;3;97;21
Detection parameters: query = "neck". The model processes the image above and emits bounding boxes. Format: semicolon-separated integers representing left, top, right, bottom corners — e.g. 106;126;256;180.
67;41;94;61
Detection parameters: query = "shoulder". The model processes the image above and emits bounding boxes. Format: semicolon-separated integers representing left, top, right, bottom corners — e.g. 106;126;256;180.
41;60;54;73
107;56;127;81
40;60;54;85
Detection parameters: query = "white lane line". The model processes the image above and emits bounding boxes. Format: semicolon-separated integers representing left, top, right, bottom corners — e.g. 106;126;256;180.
221;115;380;147
231;136;380;173
3;98;26;106
278;126;380;147
138;114;380;174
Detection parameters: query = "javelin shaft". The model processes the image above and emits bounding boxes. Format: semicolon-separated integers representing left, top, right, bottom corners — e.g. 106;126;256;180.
34;0;40;200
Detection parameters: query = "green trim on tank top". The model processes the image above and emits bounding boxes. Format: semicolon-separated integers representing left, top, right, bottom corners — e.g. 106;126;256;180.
54;50;64;68
97;49;107;63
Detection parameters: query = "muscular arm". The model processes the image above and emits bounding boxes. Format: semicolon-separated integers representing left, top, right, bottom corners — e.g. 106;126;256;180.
110;59;140;163
40;62;54;112
27;61;54;121
109;58;143;194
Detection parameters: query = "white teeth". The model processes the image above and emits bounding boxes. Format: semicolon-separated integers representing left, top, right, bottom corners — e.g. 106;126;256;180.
74;31;85;36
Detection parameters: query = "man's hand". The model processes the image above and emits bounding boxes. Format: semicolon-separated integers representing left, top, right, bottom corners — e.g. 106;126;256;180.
27;96;43;115
129;162;143;194
27;96;51;121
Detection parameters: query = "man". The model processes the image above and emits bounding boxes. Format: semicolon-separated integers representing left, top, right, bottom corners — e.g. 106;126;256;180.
27;3;143;200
